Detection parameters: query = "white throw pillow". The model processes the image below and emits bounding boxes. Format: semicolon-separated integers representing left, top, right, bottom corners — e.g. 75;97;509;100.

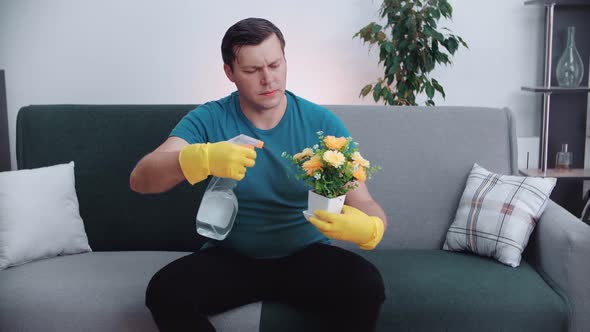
0;161;91;270
443;163;556;267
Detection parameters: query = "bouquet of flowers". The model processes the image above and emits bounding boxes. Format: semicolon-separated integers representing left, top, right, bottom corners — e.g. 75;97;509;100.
282;131;379;199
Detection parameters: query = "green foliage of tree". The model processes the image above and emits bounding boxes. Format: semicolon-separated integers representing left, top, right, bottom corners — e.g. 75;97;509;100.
355;0;468;106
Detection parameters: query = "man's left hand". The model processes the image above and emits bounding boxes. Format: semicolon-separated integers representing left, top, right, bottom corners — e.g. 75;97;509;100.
309;205;385;250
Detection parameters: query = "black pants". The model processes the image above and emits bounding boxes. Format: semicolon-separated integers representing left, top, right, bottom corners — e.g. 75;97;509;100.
145;243;385;332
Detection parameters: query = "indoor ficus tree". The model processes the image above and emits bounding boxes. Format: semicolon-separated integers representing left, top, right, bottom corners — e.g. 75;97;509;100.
354;0;468;106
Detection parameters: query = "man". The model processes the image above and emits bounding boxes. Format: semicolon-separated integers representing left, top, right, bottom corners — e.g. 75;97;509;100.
130;17;387;332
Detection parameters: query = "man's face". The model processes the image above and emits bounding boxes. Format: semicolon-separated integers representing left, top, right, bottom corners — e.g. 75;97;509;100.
224;33;287;112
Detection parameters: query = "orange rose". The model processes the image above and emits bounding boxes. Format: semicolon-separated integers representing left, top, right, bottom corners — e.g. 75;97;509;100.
293;148;313;161
324;136;348;150
353;167;367;182
302;155;323;176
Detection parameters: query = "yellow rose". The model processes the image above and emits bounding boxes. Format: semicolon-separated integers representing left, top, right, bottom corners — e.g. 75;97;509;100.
302;155;323;176
353;166;367;182
323;150;346;168
352;151;370;167
293;148;314;161
324;136;348;150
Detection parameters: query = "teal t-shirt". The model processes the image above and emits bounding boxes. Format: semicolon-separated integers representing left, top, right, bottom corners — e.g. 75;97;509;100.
171;90;350;258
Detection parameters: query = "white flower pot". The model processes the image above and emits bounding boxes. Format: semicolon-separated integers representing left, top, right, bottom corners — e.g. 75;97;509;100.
307;190;346;215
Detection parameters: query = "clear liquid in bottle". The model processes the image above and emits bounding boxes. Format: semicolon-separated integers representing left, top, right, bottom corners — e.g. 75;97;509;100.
196;177;238;240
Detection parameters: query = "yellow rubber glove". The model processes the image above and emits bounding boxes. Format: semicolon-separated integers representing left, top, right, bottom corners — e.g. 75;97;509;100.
178;142;256;184
309;205;385;250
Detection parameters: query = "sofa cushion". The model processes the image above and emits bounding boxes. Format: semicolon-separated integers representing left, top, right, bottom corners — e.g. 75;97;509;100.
259;249;567;332
368;250;566;331
443;163;556;267
0;161;91;270
0;251;261;332
0;249;566;332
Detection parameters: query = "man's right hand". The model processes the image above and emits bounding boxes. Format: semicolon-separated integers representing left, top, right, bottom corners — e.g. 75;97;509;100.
178;142;257;185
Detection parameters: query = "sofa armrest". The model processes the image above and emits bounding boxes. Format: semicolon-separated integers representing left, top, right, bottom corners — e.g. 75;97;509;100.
526;200;590;332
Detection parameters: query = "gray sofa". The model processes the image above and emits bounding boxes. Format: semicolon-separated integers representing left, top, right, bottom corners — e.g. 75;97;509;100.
1;104;589;332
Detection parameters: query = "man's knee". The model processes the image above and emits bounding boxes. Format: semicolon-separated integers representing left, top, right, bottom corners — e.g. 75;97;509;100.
357;261;386;305
325;252;385;308
145;272;164;309
145;267;181;310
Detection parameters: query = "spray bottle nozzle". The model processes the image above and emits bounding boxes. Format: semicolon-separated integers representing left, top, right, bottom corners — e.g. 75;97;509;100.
228;134;264;149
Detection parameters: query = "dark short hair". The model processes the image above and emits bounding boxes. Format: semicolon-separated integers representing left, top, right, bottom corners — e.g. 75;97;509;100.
221;18;286;70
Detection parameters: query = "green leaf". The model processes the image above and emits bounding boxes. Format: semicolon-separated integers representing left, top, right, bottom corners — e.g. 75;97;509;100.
382;88;390;104
433;30;445;42
434;51;449;64
398;40;409;50
387;75;395;86
425;82;435;99
371;23;383;34
457;36;469;48
392;25;404;41
387;56;401;76
397;81;406;95
423;53;434;72
384;41;393;53
381;43;393;63
401;1;414;14
432;78;446;98
425;16;436;27
353;24;377;43
441;1;453;18
408;92;417;105
431;8;441;20
443;38;459;54
360;84;373;97
386;61;397;76
373;83;383;102
422;25;433;37
405;15;416;32
379;47;388;63
387;92;396;105
407;56;416;72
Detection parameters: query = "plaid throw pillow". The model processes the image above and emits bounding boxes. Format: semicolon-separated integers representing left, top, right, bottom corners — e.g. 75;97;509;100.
443;163;556;267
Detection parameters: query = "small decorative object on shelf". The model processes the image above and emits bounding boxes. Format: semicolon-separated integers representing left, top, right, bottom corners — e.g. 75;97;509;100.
555;143;573;170
282;131;380;218
556;26;584;88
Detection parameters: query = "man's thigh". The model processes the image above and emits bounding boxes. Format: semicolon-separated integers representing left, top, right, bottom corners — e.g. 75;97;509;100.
146;246;269;315
273;243;385;308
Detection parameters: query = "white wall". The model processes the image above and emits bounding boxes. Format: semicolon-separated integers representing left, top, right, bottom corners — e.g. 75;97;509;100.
0;0;545;170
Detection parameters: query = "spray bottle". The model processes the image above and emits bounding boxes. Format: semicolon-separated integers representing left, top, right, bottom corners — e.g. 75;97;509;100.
196;134;264;240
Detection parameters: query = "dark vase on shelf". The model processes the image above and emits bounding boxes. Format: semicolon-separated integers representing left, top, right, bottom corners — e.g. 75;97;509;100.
556;26;584;88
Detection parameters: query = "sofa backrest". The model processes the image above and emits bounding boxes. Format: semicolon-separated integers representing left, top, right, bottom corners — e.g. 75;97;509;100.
16;104;517;251
17;105;207;252
326;105;518;249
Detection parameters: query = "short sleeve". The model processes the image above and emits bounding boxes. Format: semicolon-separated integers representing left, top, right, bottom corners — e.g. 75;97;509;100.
169;105;212;144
